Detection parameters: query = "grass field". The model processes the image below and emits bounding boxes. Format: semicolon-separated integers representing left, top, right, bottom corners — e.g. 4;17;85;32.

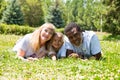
0;33;120;80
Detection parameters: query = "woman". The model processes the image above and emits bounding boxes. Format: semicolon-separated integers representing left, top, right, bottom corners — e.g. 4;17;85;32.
13;23;56;61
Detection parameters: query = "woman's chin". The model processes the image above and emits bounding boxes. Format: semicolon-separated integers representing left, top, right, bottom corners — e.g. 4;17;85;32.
41;37;49;42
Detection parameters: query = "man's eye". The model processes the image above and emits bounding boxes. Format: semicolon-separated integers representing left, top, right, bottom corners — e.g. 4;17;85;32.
69;36;73;39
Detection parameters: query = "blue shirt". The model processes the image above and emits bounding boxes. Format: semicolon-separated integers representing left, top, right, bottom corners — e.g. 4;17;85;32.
57;35;71;58
58;31;101;58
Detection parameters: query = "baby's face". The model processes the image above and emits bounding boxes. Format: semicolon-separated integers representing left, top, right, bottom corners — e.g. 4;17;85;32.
52;34;63;49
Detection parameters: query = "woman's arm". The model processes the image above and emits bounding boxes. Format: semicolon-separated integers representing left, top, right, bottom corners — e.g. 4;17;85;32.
16;49;28;61
16;49;38;61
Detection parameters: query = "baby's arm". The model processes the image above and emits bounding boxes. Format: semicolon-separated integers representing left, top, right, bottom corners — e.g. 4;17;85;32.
51;54;57;61
48;52;57;61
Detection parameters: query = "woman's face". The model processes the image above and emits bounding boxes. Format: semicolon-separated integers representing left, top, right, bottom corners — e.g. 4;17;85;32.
66;27;82;46
40;27;54;43
52;34;63;49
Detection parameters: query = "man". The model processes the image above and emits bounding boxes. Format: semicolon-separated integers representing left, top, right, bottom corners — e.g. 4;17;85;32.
64;22;102;60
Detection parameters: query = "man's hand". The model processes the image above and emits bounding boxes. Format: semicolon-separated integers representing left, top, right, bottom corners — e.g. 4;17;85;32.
68;53;79;58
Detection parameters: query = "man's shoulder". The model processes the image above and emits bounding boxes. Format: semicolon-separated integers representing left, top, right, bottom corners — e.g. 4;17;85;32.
82;30;96;38
83;30;95;35
82;30;96;42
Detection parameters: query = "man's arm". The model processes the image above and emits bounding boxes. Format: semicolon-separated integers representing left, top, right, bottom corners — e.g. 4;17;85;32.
93;52;102;60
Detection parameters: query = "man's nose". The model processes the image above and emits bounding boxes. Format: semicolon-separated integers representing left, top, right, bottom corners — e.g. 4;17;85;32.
72;37;76;41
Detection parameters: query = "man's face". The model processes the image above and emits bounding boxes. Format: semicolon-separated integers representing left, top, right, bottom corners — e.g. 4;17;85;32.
66;28;82;46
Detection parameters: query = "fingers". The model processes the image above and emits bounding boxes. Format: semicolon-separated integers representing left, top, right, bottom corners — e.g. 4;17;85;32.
68;53;79;58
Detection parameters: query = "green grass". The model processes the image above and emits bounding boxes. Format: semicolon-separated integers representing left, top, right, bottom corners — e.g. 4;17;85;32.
0;33;120;80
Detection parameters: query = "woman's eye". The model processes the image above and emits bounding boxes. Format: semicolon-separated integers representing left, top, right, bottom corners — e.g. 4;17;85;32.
44;29;48;32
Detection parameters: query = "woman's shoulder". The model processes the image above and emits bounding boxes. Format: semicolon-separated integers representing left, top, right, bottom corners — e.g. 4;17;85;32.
24;33;32;38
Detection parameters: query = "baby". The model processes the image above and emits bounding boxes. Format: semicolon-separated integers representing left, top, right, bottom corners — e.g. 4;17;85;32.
47;32;64;60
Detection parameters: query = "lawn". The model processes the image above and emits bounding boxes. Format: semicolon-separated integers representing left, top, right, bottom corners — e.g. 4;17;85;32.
0;33;120;80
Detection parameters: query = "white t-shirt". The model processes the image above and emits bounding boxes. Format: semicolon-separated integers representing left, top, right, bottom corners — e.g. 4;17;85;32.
13;33;46;58
57;31;101;58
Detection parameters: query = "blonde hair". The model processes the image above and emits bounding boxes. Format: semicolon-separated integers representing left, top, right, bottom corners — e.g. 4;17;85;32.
30;23;55;52
47;32;64;52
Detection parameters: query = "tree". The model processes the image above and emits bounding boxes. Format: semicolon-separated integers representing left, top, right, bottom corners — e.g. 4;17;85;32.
45;0;65;28
19;0;44;27
103;0;120;35
0;0;7;19
1;0;24;25
92;0;107;31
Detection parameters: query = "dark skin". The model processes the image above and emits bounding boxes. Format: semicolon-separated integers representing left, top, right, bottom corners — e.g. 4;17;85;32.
66;49;101;60
93;52;101;60
65;27;102;60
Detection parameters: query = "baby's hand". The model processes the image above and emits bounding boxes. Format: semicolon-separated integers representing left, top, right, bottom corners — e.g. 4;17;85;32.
51;55;57;61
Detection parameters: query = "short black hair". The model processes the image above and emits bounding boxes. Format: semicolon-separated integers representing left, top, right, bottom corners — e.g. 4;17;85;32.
64;22;82;34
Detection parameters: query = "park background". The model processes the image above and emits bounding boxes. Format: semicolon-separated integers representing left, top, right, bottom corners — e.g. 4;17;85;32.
0;0;120;79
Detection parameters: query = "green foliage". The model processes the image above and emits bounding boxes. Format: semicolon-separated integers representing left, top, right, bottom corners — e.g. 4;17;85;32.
45;0;65;28
0;33;120;79
19;0;44;27
1;0;24;25
64;0;97;30
0;23;64;35
103;35;120;41
0;23;35;35
42;0;53;17
55;28;64;33
0;0;7;19
0;0;119;35
103;0;120;35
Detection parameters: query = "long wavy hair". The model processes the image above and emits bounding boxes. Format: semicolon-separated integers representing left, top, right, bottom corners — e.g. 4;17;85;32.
30;23;56;52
